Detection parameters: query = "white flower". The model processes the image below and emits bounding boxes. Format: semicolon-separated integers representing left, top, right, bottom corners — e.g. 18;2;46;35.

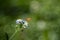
30;0;40;13
16;19;28;28
37;20;46;30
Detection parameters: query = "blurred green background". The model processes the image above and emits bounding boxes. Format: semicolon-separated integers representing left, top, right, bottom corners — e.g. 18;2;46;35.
0;0;60;40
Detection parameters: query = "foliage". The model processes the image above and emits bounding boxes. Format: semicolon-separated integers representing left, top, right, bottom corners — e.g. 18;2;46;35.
0;0;60;40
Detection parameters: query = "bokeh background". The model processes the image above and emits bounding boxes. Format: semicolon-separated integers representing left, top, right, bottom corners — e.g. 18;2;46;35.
0;0;60;40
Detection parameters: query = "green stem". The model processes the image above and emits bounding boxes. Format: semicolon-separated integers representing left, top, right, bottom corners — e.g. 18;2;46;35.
43;30;49;40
